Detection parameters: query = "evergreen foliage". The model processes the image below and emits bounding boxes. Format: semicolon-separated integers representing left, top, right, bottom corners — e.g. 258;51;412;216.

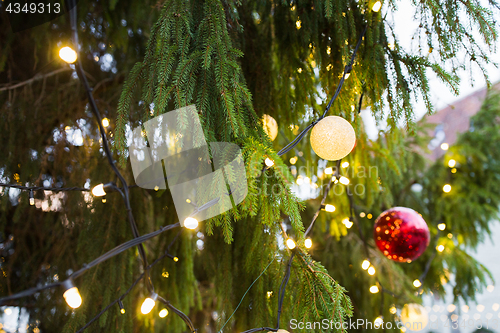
0;0;499;332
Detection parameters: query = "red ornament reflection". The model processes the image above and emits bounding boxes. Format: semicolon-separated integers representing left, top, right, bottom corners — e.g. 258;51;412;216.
373;207;430;263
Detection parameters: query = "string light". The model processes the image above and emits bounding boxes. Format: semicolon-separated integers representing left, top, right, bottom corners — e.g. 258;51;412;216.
324;167;333;175
342;218;353;228
62;279;82;309
29;190;35;206
436;245;445;252
91;183;114;197
369;285;379;293
324;204;336;212
448;159;456;168
368;266;376;275
304;238;313;249
141;293;157;314
59;46;77;64
389;306;397;314
159;308;169;318
413;279;422;288
102;118;110;128
371;0;382;12
374;316;383;327
443;184;452;193
118;300;125;314
362;260;370;270
341;161;349;168
441;143;449;150
286;239;296;250
265;158;275;167
437;223;446;231
182;217;199;229
289;156;298;165
339;176;350;185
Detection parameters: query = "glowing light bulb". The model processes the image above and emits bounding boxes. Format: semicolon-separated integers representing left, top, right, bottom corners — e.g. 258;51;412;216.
265;158;274;167
370;285;379;293
341;161;349;168
389;306;397;314
92;184;106;197
324;167;333;175
173;257;179;262
368;266;376;275
362;260;370;270
413;279;422;288
63;286;82;309
262;115;278;141
286;239;296;250
436;245;445;252
371;1;382;12
342;218;353;229
290;157;298;165
448;159;456;168
339;176;350;185
304;239;312;249
159;308;169;318
296;20;302;29
102;118;110;128
374;316;383;327
141;296;156;314
30;197;35;206
183;217;199;229
324;204;335;212
59;46;77;64
438;223;446;231
344;72;351;79
441;143;449;150
443;184;452;193
120;308;125;314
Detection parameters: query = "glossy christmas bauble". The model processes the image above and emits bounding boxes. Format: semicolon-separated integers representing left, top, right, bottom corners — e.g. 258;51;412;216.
373;207;430;263
310;116;355;161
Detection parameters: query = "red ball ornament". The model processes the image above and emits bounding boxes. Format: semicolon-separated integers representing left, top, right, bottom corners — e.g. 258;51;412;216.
373;207;430;263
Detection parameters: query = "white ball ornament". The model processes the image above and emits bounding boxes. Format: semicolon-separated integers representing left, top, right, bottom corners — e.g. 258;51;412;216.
400;303;429;331
262;114;278;141
310;116;356;161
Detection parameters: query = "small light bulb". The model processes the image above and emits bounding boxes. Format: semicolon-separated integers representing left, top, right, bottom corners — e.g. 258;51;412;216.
436;245;445;252
173;257;179;262
370;285;379;293
341;161;349;168
121;308;126;314
344;72;351;79
413;279;422;288
304;238;312;249
438;223;446;231
159;308;169;318
443;184;452;193
92;184;106;197
265;158;275;167
362;260;370;270
368;266;376;275
374;316;383;327
342;218;353;229
63;286;82;309
102;118;110;128
389;306;397;314
30;197;35;206
371;1;382;12
448;159;456;168
339;176;350;185
290;156;298;165
324;167;333;175
324;204;335;212
441;143;449;150
141;297;156;314
183;217;199;229
286;239;296;250
59;46;78;64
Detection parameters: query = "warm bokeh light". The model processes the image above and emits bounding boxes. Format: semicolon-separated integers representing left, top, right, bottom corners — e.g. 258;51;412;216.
92;184;106;197
159;308;169;318
59;46;77;63
183;217;199;229
63;287;82;309
413;279;422;288
262;114;278;141
304;238;312;249
342;218;353;229
102;118;110;128
286;239;296;250
443;184;452;193
371;1;382;12
324;167;333;175
438;223;446;231
324;204;336;212
339;176;350;185
369;285;379;293
368;266;376;276
289;156;298;165
341;161;349;168
436;245;445;252
265;158;275;167
362;260;370;270
448;159;456;168
440;143;449;150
